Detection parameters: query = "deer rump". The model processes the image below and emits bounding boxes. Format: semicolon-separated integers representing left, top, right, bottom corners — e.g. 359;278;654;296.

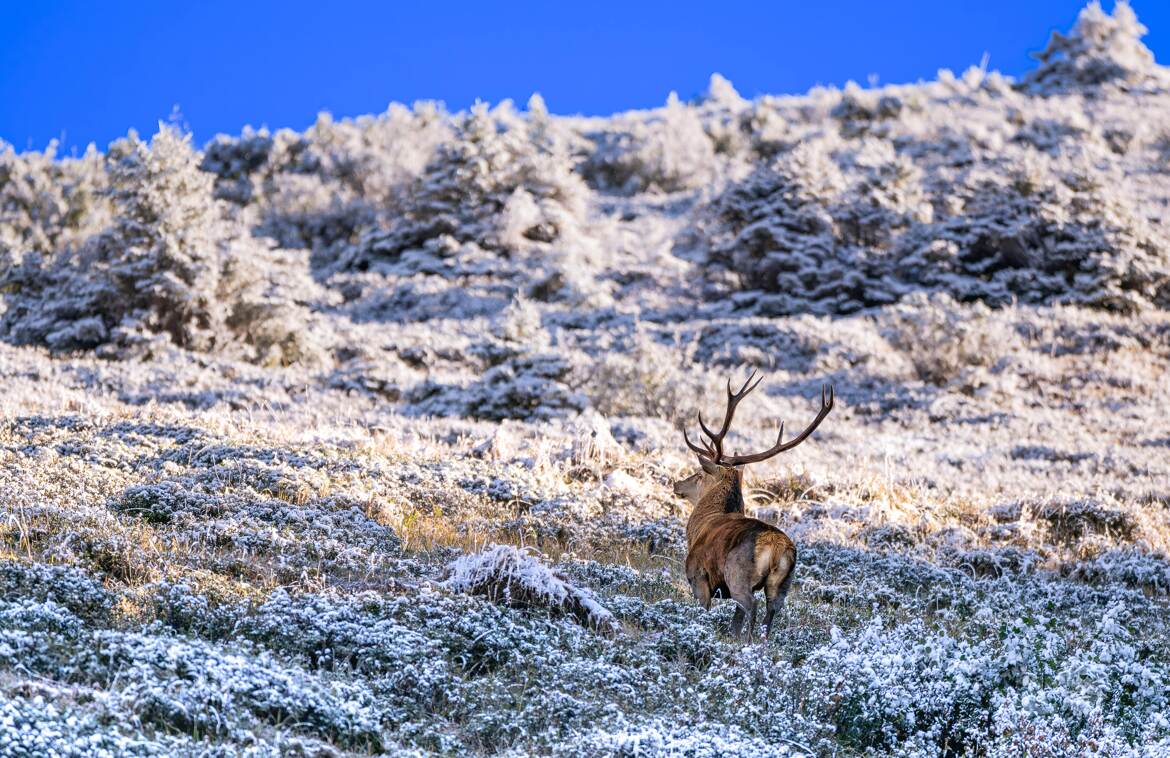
685;517;794;598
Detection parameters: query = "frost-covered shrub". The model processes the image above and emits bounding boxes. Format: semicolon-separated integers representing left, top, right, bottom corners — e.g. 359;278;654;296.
220;240;335;367
0;599;90;675
0;560;113;624
1030;497;1138;542
0;141;109;277
898;154;1170;312
235;590;443;674
880;292;1020;385
444;544;618;632
792;601;1170;754
701;140;870;313
113;480;231;523
0;694;199;758
1065;548;1170;594
563;718;795;758
69;126;227;349
83;630;385;748
833;137;930;248
2;126;331;365
581;92;720;194
1023;1;1169;94
696;74;752;158
203;104;450;254
200;126;276;205
299;105;450;208
407;351;586;421
494;294;547;346
109;466;401;574
575;329;703;423
831;82;906;138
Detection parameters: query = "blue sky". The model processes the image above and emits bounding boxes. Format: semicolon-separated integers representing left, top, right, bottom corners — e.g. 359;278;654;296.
2;1;1167;153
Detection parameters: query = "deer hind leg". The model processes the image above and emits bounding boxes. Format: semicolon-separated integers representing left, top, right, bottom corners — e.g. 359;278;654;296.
730;604;745;637
763;550;796;641
729;588;756;641
724;541;760;640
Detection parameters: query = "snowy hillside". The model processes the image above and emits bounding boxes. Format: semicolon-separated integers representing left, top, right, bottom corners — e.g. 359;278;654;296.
1;2;1169;755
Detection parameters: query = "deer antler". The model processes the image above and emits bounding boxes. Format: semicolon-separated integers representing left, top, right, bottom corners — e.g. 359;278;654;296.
683;371;763;462
681;377;834;466
720;384;834;466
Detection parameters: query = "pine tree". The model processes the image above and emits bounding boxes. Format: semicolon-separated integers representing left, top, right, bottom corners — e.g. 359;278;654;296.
1024;1;1169;94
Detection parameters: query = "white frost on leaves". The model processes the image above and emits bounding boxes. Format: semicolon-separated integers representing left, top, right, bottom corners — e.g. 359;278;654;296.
444;544;618;632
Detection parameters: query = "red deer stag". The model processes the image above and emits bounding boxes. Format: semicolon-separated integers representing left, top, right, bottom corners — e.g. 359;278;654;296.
675;372;833;640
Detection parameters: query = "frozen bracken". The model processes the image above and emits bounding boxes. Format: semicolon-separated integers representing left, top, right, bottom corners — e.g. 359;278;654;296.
1;2;1169;755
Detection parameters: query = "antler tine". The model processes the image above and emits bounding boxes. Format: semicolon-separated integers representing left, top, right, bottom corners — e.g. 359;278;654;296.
721;384;835;466
682;426;717;460
696;371;763;462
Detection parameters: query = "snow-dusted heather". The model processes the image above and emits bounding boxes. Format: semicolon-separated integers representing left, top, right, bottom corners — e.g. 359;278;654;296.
2;2;1170;755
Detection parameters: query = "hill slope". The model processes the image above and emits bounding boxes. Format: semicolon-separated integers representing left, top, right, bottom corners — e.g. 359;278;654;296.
1;2;1169;755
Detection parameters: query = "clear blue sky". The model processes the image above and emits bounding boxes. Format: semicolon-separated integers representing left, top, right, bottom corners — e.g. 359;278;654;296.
2;1;1167;154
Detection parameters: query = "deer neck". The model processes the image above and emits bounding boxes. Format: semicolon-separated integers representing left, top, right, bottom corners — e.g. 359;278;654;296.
685;472;745;548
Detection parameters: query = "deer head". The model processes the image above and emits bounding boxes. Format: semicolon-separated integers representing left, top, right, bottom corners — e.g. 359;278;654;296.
674;371;834;502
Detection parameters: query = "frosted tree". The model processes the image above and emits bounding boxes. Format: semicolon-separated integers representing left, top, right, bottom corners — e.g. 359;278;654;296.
2;125;339;360
92;125;230;349
0;142;109;279
692;74;755;168
338;99;590;277
201;102;450;261
702;140;902;313
1024;1;1169;94
905;151;1170;311
2;125;230;351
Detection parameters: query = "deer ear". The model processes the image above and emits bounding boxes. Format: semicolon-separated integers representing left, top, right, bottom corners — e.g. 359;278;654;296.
699;456;721;475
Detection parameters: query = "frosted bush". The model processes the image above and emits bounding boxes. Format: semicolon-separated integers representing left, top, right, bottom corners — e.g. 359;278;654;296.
830;82;910;145
834;137;930;247
2;126;330;365
898;153;1170;312
700;140;867;312
581;92;720;194
0;560;113;624
444;544;618;632
564;718;796;758
697;74;752;158
301;104;450;208
703;135;1170;313
493;295;548;346
407;351;586;421
575;329;704;423
0;694;197;758
1066;548;1170;593
88;630;385;748
220;239;336;367
200;125;276;205
880;292;1021;385
1029;497;1138;543
203;103;450;255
